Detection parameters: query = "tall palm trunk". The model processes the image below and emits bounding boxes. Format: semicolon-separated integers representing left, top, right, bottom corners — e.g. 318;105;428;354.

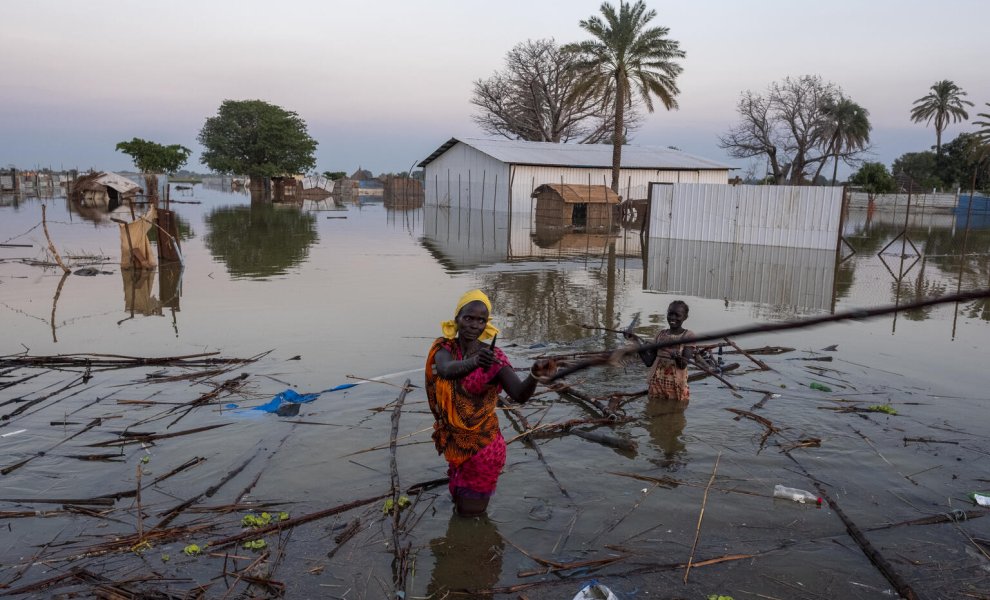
831;152;840;186
611;73;624;194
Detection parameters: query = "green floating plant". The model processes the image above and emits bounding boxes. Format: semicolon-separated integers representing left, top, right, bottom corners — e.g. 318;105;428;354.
161;553;170;562
382;496;412;515
183;544;202;556
242;512;273;528
279;511;290;521
140;455;151;464
707;596;733;600
867;404;897;415
243;539;267;550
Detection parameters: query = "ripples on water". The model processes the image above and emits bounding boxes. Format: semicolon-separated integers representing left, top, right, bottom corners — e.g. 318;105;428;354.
1;183;988;598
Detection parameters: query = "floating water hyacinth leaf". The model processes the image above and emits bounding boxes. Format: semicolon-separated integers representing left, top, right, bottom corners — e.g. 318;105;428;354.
707;596;733;600
243;539;267;550
140;456;150;464
279;511;290;521
183;544;202;556
242;512;274;528
161;553;170;562
867;404;897;415
809;382;832;392
382;497;411;515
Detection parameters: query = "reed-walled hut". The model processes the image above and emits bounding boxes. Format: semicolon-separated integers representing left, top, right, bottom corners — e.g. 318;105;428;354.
533;183;620;229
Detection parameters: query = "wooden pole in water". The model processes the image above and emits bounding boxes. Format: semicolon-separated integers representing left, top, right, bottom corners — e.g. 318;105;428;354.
41;204;70;274
548;288;990;383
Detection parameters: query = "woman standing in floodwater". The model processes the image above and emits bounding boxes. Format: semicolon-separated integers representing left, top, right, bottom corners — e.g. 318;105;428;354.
626;300;694;403
425;290;555;517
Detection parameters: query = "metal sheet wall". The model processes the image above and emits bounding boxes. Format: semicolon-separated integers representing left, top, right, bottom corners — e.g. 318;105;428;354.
649;183;843;250
426;142;730;214
513;167;726;212
424;143;511;212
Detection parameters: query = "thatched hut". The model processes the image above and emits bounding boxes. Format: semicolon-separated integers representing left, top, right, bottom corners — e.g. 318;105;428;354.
70;171;141;210
532;183;620;229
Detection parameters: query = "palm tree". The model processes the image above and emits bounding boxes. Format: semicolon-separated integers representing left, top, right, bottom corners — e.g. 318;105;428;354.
815;97;871;185
975;103;990;144
910;80;973;158
566;1;685;193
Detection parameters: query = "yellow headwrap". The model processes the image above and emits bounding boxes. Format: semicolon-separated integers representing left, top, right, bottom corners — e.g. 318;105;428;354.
440;289;500;341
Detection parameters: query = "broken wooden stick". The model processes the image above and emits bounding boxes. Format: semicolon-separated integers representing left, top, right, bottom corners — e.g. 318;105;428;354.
684;452;721;583
41;204;70;274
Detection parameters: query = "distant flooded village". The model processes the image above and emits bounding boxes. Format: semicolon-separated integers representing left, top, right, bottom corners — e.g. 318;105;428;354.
3;1;990;599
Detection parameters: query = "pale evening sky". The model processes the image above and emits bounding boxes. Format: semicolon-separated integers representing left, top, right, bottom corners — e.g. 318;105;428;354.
1;0;987;179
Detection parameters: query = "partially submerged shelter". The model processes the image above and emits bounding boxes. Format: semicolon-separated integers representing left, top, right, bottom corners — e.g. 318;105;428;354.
71;171;141;210
532;183;619;229
419;137;733;213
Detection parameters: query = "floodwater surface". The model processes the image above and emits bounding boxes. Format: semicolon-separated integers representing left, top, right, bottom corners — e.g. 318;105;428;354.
1;183;989;599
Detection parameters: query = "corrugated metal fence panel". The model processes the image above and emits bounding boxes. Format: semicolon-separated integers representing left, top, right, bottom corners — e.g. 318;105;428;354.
648;183;843;250
646;239;835;313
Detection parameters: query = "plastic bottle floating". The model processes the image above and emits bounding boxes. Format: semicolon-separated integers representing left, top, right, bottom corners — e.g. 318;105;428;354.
773;484;822;505
573;580;619;600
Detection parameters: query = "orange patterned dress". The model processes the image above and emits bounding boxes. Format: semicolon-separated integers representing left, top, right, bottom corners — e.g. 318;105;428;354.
648;329;694;403
426;338;510;498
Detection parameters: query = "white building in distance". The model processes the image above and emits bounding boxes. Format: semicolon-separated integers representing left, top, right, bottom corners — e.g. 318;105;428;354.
418;137;733;213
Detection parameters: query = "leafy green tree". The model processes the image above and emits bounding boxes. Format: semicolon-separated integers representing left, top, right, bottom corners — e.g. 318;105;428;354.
322;171;347;181
115;138;192;199
891;150;942;189
198;100;317;184
910;80;973;158
850;162;895;202
566;1;685;192
938;133;987;190
814;97;871;185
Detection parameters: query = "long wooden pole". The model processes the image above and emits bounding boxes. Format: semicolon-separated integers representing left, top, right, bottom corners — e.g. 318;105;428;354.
548;289;990;383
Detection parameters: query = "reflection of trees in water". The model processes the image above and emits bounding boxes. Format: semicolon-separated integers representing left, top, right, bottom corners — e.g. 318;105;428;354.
204;205;318;278
890;256;949;321
844;213;990;321
478;257;621;344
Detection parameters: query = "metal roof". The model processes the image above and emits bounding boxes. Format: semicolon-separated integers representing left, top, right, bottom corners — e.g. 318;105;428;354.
95;172;141;194
418;137;733;170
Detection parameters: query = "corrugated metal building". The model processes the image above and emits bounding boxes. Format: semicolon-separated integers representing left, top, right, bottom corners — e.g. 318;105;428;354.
419;137;732;214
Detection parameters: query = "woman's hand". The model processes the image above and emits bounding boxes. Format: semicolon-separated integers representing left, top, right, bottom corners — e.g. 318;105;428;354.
623;330;640;344
529;359;557;381
474;347;496;369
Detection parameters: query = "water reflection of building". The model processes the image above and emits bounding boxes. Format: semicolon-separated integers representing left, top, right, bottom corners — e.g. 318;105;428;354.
644;238;836;314
422;205;642;269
